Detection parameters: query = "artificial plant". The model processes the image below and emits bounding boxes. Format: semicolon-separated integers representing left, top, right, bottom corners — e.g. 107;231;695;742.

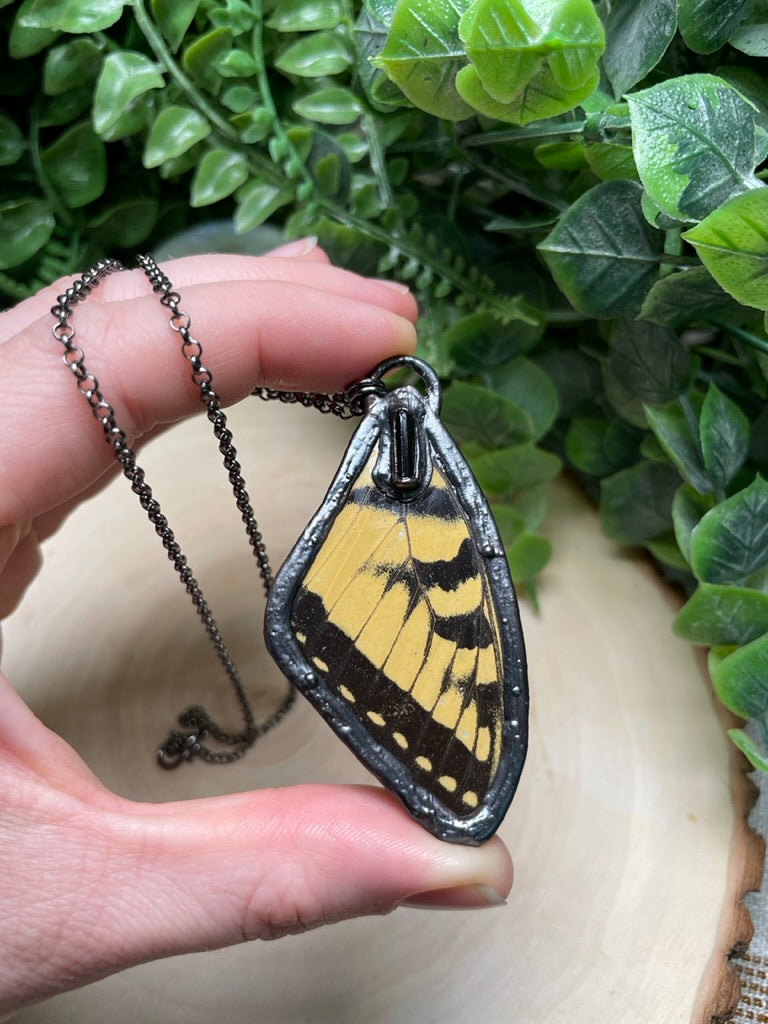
2;0;768;766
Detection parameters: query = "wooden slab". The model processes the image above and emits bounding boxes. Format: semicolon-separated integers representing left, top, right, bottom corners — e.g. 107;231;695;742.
2;398;756;1023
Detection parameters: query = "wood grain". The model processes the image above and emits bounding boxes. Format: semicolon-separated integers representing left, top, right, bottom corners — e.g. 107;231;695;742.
2;398;758;1023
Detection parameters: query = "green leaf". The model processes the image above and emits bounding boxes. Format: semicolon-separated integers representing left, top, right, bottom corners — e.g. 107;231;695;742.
143;106;211;168
600;461;681;544
92;52;164;138
627;74;762;222
672;483;712;564
566;416;642;476
678;0;750;54
0;198;55;269
638;266;734;327
190;148;249;207
276;31;353;78
458;0;604;102
88;198;159;247
538;180;664;318
674;583;768;646
470;444;562;496
151;0;200;52
601;0;677;99
691;475;768;583
727;729;768;772
484;357;559;441
711;632;768;717
608;318;691;404
644;398;711;494
182;28;233;93
441;381;532;448
43;37;102;95
682;189;768;312
16;0;125;32
699;382;750;492
42;120;107;208
505;531;552;582
293;87;364;125
373;0;474;120
0;113;25;166
445;311;541;373
9;0;58;58
730;0;768;56
582;141;638;181
234;182;294;233
266;0;344;31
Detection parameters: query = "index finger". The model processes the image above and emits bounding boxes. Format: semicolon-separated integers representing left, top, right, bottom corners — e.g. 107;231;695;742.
0;252;418;526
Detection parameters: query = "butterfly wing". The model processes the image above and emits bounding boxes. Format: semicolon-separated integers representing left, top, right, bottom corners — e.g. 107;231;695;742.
265;384;527;844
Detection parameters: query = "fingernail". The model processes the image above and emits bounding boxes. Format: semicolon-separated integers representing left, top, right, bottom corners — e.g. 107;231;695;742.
266;236;319;258
372;278;411;294
401;884;507;911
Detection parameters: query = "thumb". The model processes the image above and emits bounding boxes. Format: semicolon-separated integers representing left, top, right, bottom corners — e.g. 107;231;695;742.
0;675;512;1016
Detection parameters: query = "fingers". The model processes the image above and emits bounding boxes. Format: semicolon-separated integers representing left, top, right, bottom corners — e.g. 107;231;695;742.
0;249;417;526
0;675;513;1015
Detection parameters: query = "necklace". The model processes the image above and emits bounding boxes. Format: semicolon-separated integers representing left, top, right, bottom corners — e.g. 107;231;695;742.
51;256;528;844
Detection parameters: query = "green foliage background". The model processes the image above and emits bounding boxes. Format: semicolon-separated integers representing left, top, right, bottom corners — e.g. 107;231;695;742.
2;0;768;764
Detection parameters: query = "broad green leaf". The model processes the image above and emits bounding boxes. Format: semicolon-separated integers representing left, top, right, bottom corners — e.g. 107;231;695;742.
711;632;768;717
565;417;642;476
293;87;364;125
583;141;638;181
276;31;353;78
644;399;711;494
490;504;526;547
682;189;768;312
16;0;125;32
672;483;712;564
730;0;768;56
638;266;734;327
182;28;233;93
484;357;559;441
0;113;25;165
717;66;768;135
678;0;750;54
41;121;106;208
458;0;604;104
728;729;768;772
445;311;541;373
627;75;762;223
441;381;532;447
534;348;601;418
456;59;599;126
221;85;260;113
674;583;768;646
353;4;412;112
691;475;768;583
506;532;552;582
151;0;200;52
699;382;749;491
234;182;294;233
600;461;681;545
608;318;691;404
373;0;474;120
143;106;211;168
601;0;677;99
646;535;689;570
88;198;159;247
43;37;102;95
190;148;249;207
267;0;344;31
0;198;54;269
538;180;664;318
93;52;164;138
9;0;58;58
470;444;561;496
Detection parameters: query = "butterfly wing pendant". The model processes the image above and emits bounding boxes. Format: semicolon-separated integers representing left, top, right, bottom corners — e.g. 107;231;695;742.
265;356;528;845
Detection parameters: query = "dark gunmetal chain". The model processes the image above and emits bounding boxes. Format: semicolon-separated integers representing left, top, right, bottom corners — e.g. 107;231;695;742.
51;255;373;768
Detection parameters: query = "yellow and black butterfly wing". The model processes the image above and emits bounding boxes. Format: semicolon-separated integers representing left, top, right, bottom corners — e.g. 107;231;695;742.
265;370;528;844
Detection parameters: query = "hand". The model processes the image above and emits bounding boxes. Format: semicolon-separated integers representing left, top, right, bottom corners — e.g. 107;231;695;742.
0;241;514;1018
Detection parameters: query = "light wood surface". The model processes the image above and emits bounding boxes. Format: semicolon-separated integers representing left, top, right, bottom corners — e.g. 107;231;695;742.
2;397;753;1023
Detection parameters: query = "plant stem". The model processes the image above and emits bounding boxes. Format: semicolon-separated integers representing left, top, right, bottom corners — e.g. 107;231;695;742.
711;319;768;357
463;120;587;146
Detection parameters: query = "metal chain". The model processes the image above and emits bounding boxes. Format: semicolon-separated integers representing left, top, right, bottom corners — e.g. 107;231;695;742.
51;255;383;768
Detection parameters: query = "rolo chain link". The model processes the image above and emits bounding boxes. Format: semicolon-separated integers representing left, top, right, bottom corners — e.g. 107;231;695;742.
50;255;383;768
